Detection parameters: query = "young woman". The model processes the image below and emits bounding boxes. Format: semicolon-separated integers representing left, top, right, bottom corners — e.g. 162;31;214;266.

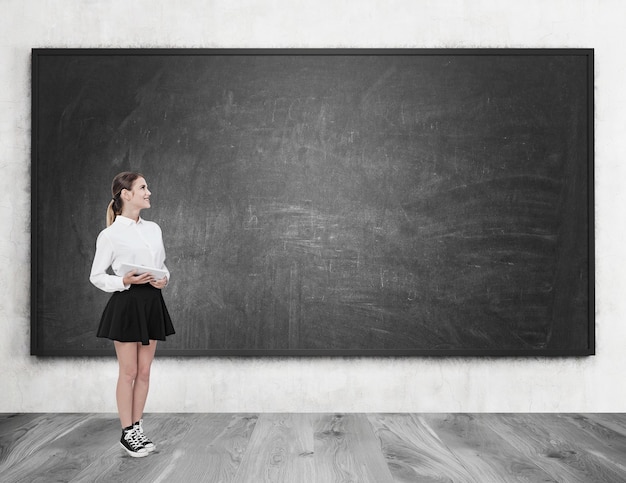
90;172;175;458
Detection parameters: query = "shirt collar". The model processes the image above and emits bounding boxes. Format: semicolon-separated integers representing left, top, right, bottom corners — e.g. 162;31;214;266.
115;215;144;225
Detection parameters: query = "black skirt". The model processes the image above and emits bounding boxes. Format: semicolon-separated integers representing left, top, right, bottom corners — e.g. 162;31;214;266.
97;284;175;345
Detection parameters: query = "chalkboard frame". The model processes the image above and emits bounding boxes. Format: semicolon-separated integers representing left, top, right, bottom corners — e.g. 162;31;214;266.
31;48;595;357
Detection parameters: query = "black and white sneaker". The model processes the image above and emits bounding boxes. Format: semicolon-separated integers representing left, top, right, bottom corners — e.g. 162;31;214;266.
134;419;156;452
120;425;149;458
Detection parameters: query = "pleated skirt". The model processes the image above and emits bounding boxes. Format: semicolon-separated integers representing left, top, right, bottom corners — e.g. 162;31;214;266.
97;284;175;345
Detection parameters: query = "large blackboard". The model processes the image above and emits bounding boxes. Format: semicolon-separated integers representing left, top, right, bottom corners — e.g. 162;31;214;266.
31;49;594;356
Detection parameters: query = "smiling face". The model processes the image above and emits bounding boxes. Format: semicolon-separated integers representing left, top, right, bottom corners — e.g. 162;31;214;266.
122;176;151;212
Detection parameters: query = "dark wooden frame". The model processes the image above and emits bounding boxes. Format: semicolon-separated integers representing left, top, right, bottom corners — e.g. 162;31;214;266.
31;48;594;357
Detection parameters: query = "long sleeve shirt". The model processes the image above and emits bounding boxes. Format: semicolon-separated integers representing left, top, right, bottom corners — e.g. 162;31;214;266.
89;215;170;293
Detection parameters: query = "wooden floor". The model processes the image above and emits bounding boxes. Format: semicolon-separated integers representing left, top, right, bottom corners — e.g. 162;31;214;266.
2;414;626;482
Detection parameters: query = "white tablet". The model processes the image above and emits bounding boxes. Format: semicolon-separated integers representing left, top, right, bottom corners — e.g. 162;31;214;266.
119;263;168;280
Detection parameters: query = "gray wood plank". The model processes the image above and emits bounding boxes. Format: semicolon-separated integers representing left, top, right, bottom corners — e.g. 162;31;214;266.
70;413;257;483
2;413;626;483
314;413;394;483
0;413;116;483
232;413;315;483
420;414;563;482
582;413;626;439
473;413;626;482
0;414;44;467
559;414;626;464
68;414;193;483
367;413;480;482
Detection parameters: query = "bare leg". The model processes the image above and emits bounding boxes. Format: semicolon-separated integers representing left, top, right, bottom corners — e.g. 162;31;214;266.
114;341;139;428
114;340;158;428
132;340;157;423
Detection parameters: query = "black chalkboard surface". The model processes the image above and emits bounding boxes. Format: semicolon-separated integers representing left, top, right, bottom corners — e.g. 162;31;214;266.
31;49;594;356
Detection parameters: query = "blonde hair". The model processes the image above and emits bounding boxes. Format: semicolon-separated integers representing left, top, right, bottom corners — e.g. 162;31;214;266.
106;171;143;226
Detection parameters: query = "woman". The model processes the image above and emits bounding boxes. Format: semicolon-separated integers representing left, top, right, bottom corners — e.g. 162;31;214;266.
90;171;175;458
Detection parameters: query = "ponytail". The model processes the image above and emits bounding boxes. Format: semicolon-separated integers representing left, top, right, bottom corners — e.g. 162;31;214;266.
106;196;123;227
106;200;116;227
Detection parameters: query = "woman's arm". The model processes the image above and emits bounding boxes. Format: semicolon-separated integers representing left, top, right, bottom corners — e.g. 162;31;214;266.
89;232;129;292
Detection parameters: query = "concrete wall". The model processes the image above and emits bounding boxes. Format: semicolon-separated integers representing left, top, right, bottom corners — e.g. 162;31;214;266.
1;0;624;413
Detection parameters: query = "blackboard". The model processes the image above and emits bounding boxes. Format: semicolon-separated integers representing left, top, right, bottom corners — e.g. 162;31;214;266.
31;49;594;356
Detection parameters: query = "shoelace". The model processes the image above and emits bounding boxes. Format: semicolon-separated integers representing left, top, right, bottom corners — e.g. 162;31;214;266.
136;429;152;446
124;429;145;451
135;419;154;446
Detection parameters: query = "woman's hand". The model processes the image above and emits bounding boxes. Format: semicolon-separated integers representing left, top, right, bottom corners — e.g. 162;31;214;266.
123;270;154;286
149;276;168;289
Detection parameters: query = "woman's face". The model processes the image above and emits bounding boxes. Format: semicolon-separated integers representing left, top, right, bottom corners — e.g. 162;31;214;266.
123;176;151;211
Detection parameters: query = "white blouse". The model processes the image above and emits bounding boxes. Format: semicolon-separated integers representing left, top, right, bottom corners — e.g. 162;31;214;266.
89;215;170;292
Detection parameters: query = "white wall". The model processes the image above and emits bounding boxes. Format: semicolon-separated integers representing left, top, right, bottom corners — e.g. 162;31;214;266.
1;0;624;413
